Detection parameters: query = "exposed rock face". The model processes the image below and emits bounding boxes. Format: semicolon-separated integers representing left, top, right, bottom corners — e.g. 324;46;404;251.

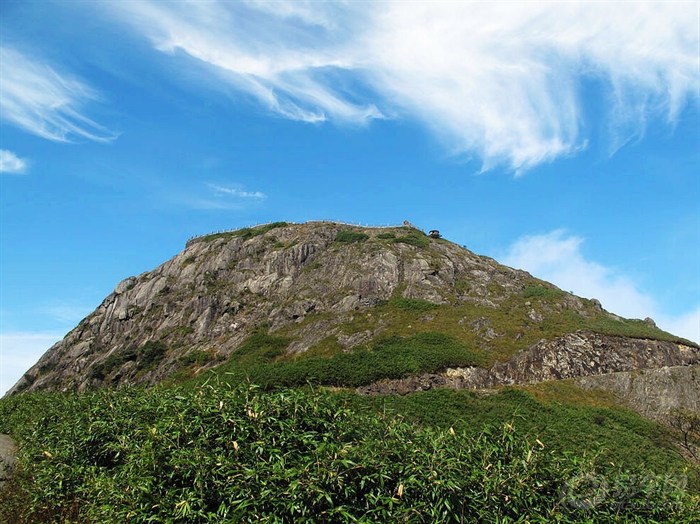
576;365;700;420
358;332;700;394
7;221;696;398
9;222;541;394
0;434;17;488
468;332;700;387
358;336;700;446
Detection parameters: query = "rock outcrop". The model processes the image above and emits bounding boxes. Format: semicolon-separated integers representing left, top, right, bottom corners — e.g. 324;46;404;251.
10;222;545;393
7;221;696;397
576;365;700;421
0;434;17;488
358;332;700;394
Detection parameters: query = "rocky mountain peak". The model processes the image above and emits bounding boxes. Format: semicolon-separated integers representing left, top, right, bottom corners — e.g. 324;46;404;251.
8;221;696;397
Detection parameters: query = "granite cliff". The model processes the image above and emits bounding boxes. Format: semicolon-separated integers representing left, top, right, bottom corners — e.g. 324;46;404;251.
8;221;698;420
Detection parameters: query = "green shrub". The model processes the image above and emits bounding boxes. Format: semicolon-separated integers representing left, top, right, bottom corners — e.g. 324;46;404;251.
0;384;696;523
394;230;429;248
334;230;369;243
181;255;196;268
204;332;486;389
200;232;236;243
376;232;396;239
236;222;288;241
175;325;195;336
454;279;471;294
180;350;212;367
88;341;168;381
137;341;167;370
88;347;138;381
233;328;291;363
200;223;288;244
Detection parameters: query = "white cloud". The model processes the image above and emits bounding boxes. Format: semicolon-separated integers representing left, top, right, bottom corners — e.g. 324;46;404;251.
209;183;266;200
0;332;62;396
503;230;699;343
102;1;699;171
104;1;382;125
0;46;116;143
660;308;700;345
178;182;267;210
0;149;27;174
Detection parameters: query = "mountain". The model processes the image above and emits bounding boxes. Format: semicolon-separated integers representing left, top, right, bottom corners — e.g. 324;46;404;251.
4;221;700;521
8;221;698;412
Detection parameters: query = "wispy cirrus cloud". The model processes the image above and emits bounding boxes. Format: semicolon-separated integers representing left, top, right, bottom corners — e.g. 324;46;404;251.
0;46;116;143
0;149;28;174
209;183;266;200
180;182;266;210
101;1;699;172
503;230;700;343
103;1;381;125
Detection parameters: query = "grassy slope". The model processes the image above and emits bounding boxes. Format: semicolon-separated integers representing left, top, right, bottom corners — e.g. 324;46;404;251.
160;296;697;495
339;385;695;484
173;293;694;393
168;320;700;491
271;283;694;371
172;327;700;489
1;384;697;523
5;224;697;520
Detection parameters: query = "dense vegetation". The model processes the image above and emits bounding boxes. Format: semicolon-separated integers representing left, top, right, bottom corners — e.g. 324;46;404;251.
1;383;696;523
4;222;698;521
392;229;430;248
334;230;370;243
89;341;168;382
346;386;696;484
185;330;488;390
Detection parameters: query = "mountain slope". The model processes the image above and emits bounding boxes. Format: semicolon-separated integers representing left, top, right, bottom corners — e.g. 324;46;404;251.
4;221;700;521
8;221;697;396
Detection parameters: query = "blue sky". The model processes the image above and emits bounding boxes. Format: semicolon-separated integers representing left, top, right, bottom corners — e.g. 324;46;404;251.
1;1;699;395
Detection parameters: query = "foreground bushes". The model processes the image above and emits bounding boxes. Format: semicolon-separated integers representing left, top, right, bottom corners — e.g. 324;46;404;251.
0;384;696;523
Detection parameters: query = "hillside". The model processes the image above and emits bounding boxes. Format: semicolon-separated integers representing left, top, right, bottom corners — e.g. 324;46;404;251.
3;221;700;521
8;221;697;398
